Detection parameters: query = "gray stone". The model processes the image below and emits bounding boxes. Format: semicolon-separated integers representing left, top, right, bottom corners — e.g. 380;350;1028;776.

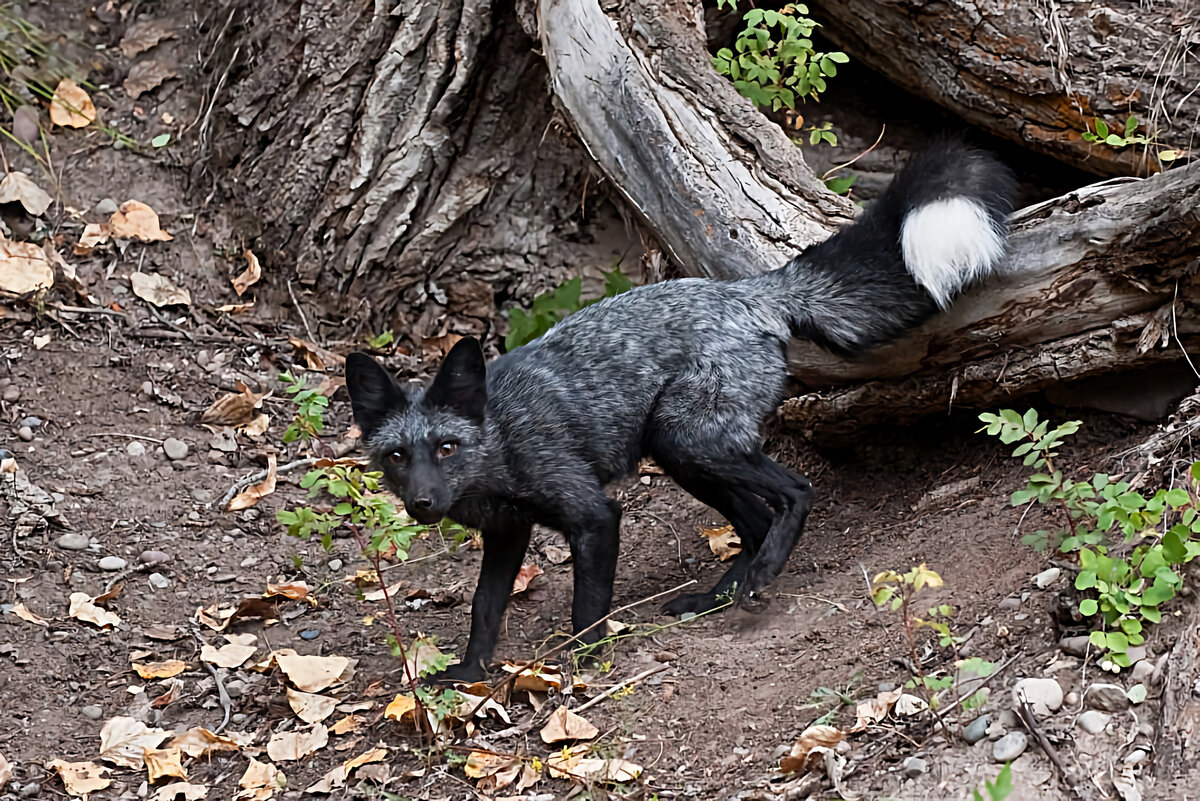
212;573;236;583
328;558;343;572
98;556;127;571
963;714;991;745
1033;567;1061;588
902;756;927;778
55;532;90;551
231;713;247;725
148;573;169;590
1131;660;1155;684
139;550;171;566
20;781;39;797
225;679;246;699
1060;636;1091;657
1126;645;1148;663
163;438;189;461
19;416;41;428
126;441;147;457
1085;683;1130;712
1064;691;1080;706
1076;710;1109;734
93;197;119;216
82;705;103;720
998;596;1021;610
17;426;33;441
1012;677;1063;716
1124;748;1148;766
2;384;19;402
191;488;215;503
992;731;1028;763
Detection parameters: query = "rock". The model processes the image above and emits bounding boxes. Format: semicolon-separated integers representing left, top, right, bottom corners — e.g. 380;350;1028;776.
300;629;320;640
1060;635;1091;657
654;651;679;663
212;573;236;583
17;426;33;441
877;682;896;693
1131;659;1156;685
2;384;19;401
1124;748;1148;766
1126;645;1147;663
1064;692;1079;706
1076;710;1109;734
231;713;247;725
20;781;38;797
985;718;1007;741
191;488;215;504
99;556;127;571
163;438;189;461
902;756;927;778
55;532;90;551
963;714;991;745
328;558;343;572
148;573;169;590
82;705;103;720
126;440;147;457
139;549;171;566
1012;677;1063;716
19;416;41;428
992;731;1028;763
1085;683;1130;712
1033;567;1061;588
93;197;119;216
998;596;1021;610
225;679;247;698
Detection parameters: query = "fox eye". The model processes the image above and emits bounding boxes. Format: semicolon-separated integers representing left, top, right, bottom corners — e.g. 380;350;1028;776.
386;450;409;467
437;441;458;458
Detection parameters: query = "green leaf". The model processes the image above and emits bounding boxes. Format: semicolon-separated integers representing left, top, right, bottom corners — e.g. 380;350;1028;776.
828;51;849;63
1079;598;1098;616
1163;528;1188;563
1106;632;1129;652
1128;683;1147;704
1124;115;1138;136
1094;118;1109;138
151;133;170;148
1089;630;1108;649
1105;133;1125;147
1075;570;1097;590
824;175;856;195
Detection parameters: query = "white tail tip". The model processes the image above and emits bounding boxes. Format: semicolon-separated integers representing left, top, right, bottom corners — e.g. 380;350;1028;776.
901;197;1005;308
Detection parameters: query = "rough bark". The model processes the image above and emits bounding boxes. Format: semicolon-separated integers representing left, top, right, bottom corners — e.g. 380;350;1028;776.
1156;595;1200;781
809;0;1200;177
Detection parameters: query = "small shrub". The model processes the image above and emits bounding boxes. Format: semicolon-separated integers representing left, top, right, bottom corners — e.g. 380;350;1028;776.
505;266;633;351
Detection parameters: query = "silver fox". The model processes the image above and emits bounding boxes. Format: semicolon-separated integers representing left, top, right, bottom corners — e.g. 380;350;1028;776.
346;139;1017;682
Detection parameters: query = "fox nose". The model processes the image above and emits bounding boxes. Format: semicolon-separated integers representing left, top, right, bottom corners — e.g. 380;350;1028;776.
410;498;433;514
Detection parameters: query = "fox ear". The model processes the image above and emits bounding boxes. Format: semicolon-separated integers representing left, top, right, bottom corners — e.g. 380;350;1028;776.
345;353;406;439
425;337;487;422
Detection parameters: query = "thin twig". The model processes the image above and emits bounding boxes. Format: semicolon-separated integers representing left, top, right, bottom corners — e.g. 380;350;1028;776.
216;457;321;508
288;279;317;344
575;664;668;713
78;432;166;445
821;124;887;181
1015;696;1084;799
189;625;233;733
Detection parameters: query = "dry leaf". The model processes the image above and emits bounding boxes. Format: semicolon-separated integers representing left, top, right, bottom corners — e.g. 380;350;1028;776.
384;694;417;725
120;20;177;57
329;715;364;736
0;237;53;294
50;79;96;128
155;782;208;801
361;580;403;602
130;272;189;307
465;750;521;780
68;592;121;628
780;725;846;774
124;59;177;98
305;747;387;794
75;223;112;255
546;748;641;784
46;760;112;798
195;597;280;631
227;455;276;511
264;581;309;601
275;652;350;693
289;336;344;370
701;525;742;561
0;171;52;216
99;716;170;768
134;659;187;679
850;688;902;733
286;687;337;724
242;413;269;437
201;382;268;427
12;602;49;627
511;563;544;595
216;301;255;314
233;250;261;296
169;727;252;759
0;751;11;792
540;706;599;744
144;746;188;783
895;693;928;716
200;632;258;669
265;724;328;762
235;758;285;801
111;201;172;242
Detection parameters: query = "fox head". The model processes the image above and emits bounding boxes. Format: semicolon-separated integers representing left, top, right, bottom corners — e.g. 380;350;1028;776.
344;338;488;524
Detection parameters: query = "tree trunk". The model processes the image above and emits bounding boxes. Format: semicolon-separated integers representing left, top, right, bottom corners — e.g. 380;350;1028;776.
809;0;1199;178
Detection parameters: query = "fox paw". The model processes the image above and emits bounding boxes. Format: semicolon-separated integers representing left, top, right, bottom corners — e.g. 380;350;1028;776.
662;591;725;617
422;660;484;685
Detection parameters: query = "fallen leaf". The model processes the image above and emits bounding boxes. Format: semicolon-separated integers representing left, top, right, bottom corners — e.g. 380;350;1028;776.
0;237;53;294
99;716;170;768
46;760;112;798
169;727;252;759
542;543;572;564
546;748;641;784
701;524;742;561
124;59;177;98
120;20;177;57
266;724;328;762
540;706;599;744
329;715;364;736
895;693;928;716
0;171;52;216
151;678;185;708
47;245;95;303
130;272;189;307
111;201;172;242
92;584;123;605
32;333;50;349
50;79;96;128
850;688;902;733
200;632;258;669
0;751;10;791
465;750;521;780
242;413;270;437
305;747;387;794
511;563;544;595
227;455;276;511
201;382;268;427
195;597;281;631
286;687;337;724
133;659;187;680
264;580;309;601
275;652;351;693
233;250;261;296
12;602;49;627
216;301;255;314
75;223;112;255
289;336;344;370
235;758;285;801
68;592;121;628
780;725;846;774
144;746;188;783
155;782;208;800
361;580;403;602
384;694;417;725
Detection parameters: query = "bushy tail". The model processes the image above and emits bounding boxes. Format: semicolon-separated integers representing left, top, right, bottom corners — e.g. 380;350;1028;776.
760;137;1017;355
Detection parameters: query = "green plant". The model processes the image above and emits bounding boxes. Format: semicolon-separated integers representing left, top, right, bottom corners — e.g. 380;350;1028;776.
366;329;395;350
823;174;856;196
713;3;848;111
279;371;329;444
505;266;634;351
971;763;1013;801
980;409;1200;667
801;120;838;147
1082;115;1180;164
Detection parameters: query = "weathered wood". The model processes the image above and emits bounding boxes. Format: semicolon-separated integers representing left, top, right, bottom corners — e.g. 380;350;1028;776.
1155;595;1200;781
809;0;1199;177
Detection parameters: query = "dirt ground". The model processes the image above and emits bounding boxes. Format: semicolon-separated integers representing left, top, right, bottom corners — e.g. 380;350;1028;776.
2;4;1200;801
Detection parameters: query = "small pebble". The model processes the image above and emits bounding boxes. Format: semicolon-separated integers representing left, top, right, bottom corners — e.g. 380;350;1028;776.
1011;677;1063;716
163;438;189;461
225;679;247;699
212;573;237;583
82;705;103;720
17;426;33;441
1076;710;1109;734
126;441;147;457
94;197;119;216
1124;748;1148;766
963;714;991;745
1033;567;1060;588
328;558;343;572
231;713;248;725
902;756;927;778
878;682;896;693
2;385;20;402
1064;691;1079;706
1085;683;1130;712
192;488;215;504
139;550;171;566
992;731;1028;763
1131;660;1156;684
654;651;679;663
99;556;127;571
998;596;1021;610
55;532;90;551
19;415;42;428
300;629;320;640
1059;635;1091;657
148;573;170;590
20;781;38;798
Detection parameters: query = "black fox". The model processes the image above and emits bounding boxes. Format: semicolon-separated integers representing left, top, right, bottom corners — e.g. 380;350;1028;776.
346;140;1016;682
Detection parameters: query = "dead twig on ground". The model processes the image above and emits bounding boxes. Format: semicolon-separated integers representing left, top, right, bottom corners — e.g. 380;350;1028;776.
1015;696;1084;799
216;457;321;508
575;664;669;713
189;625;233;733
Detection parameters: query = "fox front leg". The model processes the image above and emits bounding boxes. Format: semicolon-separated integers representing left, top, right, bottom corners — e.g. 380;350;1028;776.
564;497;623;652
